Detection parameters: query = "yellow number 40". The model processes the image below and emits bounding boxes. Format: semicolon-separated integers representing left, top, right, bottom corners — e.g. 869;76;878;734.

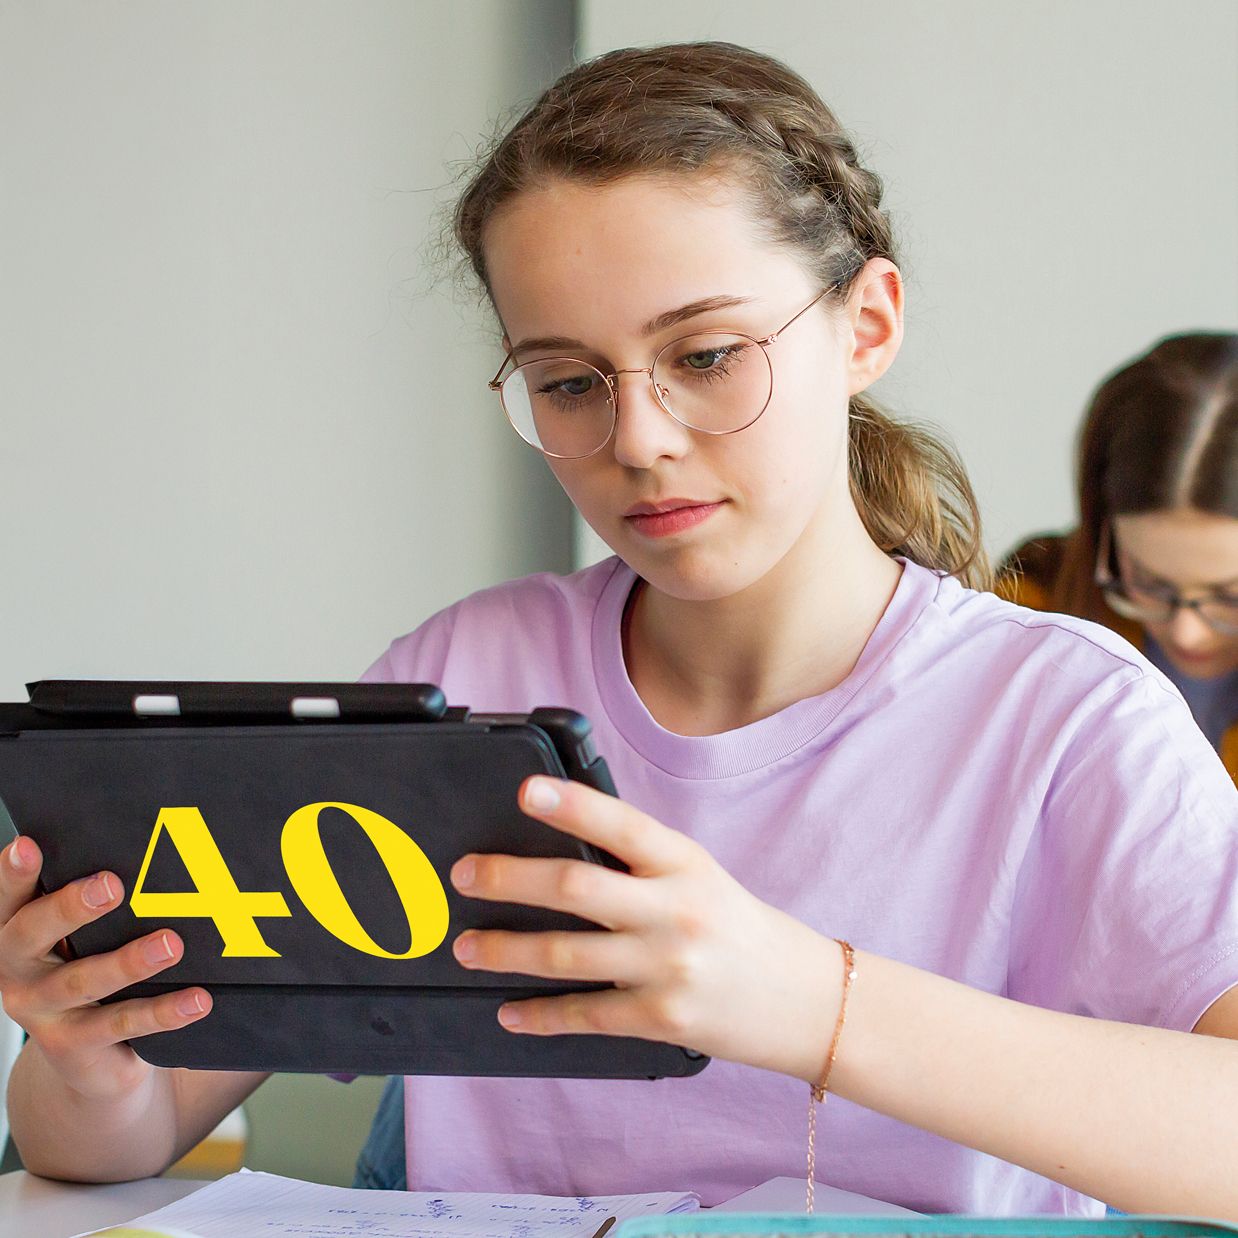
129;803;450;959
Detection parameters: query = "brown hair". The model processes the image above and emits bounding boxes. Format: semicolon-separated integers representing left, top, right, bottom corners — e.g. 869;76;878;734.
453;41;991;588
1047;333;1238;621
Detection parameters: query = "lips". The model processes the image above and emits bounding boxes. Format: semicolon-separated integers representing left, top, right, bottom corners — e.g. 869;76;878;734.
1169;647;1222;669
623;499;725;538
623;498;715;517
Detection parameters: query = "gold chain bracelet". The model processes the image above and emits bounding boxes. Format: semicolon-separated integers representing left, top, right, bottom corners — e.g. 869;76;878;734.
806;939;856;1213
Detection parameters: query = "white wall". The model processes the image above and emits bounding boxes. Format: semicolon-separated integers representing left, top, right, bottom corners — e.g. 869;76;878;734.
0;0;575;701
577;0;1238;563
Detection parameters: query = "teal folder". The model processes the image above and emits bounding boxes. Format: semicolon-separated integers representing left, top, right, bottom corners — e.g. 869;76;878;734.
616;1218;1238;1238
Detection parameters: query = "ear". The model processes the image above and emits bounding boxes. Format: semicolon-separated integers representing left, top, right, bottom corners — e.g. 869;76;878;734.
845;258;904;396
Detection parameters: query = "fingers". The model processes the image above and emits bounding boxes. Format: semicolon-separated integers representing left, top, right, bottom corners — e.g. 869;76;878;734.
0;852;199;1054
451;851;657;930
63;986;212;1056
0;836;43;925
31;985;213;1099
6;919;201;1050
37;929;187;1017
0;837;212;1106
453;928;648;986
0;868;125;981
451;779;707;929
495;985;694;1047
517;777;696;876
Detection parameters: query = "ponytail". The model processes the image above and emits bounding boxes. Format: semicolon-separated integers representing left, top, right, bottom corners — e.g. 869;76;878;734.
848;394;991;589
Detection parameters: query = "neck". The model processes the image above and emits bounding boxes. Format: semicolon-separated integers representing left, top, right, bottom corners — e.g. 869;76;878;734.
623;498;903;736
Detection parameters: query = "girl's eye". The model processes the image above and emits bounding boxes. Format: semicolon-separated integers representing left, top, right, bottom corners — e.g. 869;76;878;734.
682;347;729;371
1128;580;1176;603
537;373;597;398
1124;566;1174;598
669;341;748;386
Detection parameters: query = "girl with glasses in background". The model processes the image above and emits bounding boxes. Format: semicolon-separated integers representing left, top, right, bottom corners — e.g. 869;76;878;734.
1000;335;1238;784
3;42;1237;1221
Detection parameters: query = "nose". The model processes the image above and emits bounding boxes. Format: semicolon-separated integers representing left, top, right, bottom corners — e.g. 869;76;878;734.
1165;605;1217;654
609;370;692;470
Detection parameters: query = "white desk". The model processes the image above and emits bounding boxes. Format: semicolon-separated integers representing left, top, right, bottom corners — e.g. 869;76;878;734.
0;1169;203;1237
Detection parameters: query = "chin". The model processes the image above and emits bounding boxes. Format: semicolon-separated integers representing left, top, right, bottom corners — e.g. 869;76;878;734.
619;541;770;603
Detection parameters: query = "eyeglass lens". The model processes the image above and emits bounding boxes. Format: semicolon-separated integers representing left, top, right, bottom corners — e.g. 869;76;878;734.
500;331;774;458
1103;583;1238;635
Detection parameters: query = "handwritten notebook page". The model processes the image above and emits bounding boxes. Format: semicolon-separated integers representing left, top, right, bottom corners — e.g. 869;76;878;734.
75;1169;700;1238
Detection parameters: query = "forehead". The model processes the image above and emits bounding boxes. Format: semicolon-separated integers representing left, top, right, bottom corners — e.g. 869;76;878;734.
1116;509;1238;585
482;174;810;342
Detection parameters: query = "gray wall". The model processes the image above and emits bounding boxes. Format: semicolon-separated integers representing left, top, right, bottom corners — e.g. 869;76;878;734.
576;0;1238;565
0;0;574;1184
1;0;575;702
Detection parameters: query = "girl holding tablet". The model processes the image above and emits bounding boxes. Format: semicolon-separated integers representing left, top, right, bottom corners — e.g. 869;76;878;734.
2;41;1237;1219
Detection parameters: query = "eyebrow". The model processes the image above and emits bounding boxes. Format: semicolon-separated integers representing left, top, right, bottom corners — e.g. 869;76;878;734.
509;294;755;356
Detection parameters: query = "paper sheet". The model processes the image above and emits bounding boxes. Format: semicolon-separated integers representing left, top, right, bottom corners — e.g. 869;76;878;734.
717;1175;919;1216
76;1170;700;1238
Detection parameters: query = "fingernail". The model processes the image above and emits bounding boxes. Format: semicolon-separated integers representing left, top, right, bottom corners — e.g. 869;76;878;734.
452;859;475;889
83;874;115;908
498;1005;523;1029
176;991;205;1018
142;932;174;966
453;933;477;963
525;778;561;813
7;838;30;872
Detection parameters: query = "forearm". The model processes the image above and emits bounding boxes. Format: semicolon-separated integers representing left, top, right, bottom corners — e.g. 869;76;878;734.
441;782;1238;1212
7;1041;266;1183
7;1040;185;1181
816;947;1238;1217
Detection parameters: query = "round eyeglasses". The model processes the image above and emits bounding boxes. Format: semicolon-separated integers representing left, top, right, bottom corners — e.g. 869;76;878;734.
487;289;832;460
1095;522;1238;635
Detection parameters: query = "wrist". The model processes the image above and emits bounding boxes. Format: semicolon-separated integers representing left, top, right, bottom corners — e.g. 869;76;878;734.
812;939;856;1099
764;919;851;1086
804;937;858;1213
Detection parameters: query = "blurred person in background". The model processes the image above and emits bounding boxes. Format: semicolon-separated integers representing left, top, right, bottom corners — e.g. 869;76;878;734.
1000;333;1237;782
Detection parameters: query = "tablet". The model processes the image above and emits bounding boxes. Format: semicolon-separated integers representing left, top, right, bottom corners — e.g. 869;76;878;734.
0;681;709;1080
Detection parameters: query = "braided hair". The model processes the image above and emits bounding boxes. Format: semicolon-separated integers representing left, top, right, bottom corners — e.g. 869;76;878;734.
454;42;990;588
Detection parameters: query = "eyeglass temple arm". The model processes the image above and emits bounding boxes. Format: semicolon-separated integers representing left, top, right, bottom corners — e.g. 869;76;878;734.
488;353;514;390
762;285;837;346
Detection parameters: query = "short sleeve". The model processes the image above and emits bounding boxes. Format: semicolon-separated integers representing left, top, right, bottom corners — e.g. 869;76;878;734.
1008;669;1238;1033
358;604;460;686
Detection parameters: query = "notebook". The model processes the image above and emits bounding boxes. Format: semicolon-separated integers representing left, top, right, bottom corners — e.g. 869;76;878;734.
73;1169;701;1238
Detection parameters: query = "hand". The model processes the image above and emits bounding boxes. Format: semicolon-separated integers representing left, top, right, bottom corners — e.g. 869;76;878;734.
449;776;840;1081
0;835;211;1101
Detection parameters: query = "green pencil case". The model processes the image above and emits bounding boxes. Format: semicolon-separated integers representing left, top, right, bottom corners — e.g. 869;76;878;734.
616;1218;1238;1238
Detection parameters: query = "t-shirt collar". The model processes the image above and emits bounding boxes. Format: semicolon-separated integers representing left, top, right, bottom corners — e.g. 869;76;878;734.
590;556;940;779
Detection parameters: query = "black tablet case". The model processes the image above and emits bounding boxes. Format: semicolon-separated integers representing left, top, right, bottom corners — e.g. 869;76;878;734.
0;682;709;1081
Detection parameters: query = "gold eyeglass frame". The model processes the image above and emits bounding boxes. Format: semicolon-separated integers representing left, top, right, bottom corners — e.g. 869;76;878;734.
487;287;834;460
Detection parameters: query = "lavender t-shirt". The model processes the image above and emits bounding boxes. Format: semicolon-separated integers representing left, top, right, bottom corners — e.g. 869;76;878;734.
361;557;1238;1215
